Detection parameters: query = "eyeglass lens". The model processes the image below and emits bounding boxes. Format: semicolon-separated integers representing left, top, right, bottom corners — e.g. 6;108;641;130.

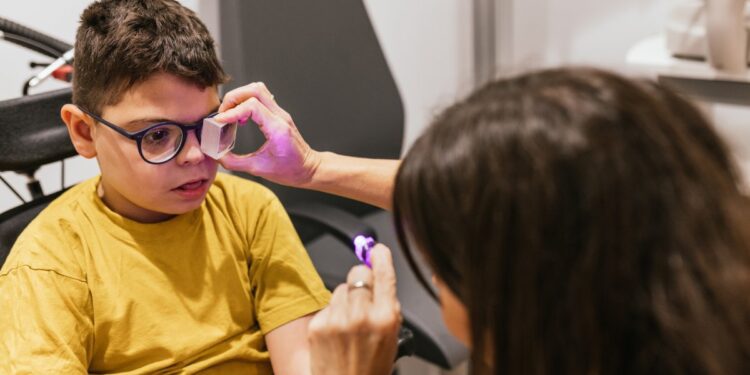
141;124;184;163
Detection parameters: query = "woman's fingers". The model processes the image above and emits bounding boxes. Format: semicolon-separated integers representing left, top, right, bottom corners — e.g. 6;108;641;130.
346;265;374;327
219;152;262;175
346;265;374;295
325;283;350;334
218;82;294;125
371;244;398;306
370;244;402;334
214;81;319;187
215;96;285;136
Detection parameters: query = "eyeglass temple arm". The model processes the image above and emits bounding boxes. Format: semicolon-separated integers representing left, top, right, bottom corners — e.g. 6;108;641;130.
76;106;140;139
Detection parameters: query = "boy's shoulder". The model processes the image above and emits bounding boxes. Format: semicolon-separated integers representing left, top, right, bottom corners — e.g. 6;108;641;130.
206;173;293;240
15;176;99;236
0;177;99;278
33;176;99;226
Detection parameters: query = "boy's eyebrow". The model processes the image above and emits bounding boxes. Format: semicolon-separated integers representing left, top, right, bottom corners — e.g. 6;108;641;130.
121;106;220;130
122;117;171;130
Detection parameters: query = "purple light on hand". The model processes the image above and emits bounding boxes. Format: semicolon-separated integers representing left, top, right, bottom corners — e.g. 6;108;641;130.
353;235;375;268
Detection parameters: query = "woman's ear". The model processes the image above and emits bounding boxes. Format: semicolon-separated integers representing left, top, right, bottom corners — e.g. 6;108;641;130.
61;104;97;159
432;274;472;347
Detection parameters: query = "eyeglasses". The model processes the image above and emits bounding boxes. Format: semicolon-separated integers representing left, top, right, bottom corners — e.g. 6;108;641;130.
77;106;237;164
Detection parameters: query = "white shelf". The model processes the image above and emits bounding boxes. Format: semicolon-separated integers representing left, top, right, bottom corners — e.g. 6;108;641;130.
626;34;750;83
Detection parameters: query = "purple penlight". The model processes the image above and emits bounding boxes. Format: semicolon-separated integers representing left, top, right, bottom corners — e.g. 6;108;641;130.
353;235;376;267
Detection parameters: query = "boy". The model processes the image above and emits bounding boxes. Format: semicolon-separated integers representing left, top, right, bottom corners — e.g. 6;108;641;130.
0;1;330;373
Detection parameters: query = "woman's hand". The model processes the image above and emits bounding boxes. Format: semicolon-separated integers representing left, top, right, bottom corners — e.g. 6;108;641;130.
214;82;322;187
308;245;402;375
216;81;400;210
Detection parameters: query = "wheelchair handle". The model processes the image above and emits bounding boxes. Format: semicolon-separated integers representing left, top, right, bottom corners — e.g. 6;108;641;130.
0;16;72;58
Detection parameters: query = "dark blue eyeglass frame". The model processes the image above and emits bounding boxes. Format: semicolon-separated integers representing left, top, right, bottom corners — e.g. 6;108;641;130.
76;105;218;165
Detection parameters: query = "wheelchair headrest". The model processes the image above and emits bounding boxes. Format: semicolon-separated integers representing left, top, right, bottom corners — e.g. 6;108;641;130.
0;88;77;172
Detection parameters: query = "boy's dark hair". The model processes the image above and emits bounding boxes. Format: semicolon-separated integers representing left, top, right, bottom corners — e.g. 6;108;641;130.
73;0;228;113
394;67;750;374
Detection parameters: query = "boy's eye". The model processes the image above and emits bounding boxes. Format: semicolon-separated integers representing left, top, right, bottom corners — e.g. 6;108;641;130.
143;126;178;147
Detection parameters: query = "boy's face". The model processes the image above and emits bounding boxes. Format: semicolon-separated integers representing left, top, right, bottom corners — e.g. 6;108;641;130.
91;73;220;222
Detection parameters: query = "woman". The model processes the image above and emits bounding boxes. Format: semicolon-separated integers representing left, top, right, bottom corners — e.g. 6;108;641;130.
216;68;750;374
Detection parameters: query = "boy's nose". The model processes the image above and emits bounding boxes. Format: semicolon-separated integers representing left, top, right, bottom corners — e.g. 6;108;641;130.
175;130;205;165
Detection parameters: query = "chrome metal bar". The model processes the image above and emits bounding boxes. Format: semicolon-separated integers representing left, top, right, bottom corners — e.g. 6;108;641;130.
473;0;497;87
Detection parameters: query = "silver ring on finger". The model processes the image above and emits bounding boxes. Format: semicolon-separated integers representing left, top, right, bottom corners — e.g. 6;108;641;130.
348;279;372;292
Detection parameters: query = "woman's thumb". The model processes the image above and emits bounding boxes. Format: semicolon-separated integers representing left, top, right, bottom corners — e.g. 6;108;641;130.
219;152;260;174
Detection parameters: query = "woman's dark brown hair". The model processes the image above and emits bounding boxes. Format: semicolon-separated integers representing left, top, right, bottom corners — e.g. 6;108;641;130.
394;67;750;374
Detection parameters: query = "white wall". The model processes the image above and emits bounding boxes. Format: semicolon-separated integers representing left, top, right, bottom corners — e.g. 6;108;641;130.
501;0;673;72
363;0;474;152
543;0;672;69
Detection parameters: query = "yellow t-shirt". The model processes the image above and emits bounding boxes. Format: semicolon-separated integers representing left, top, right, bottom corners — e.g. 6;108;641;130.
0;173;331;374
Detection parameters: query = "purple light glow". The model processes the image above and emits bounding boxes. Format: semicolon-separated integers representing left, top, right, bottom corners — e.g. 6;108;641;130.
353;235;375;267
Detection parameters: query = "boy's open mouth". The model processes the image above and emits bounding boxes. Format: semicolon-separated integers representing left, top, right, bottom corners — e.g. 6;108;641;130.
174;179;208;192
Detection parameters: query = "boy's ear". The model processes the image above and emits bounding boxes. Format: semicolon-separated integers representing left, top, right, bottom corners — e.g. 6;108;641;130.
61;104;97;159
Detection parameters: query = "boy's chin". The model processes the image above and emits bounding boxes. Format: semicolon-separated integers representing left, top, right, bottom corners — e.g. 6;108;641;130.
161;199;205;215
144;195;207;219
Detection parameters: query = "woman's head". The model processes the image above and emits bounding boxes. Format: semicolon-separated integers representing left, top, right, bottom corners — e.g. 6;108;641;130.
394;67;750;374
